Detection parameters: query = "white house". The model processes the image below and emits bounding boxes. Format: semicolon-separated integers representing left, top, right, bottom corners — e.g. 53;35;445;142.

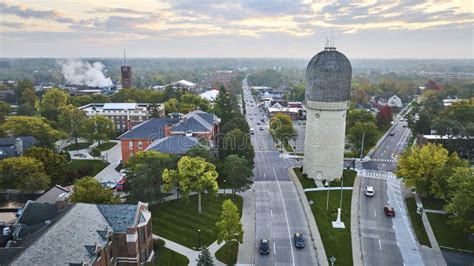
376;92;403;108
199;89;220;102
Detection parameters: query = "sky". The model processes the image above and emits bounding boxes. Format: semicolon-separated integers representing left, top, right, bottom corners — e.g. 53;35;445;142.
0;0;473;59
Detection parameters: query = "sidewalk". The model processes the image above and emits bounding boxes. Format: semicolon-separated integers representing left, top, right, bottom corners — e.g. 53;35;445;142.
153;234;226;266
414;193;447;266
351;175;363;266
237;188;255;265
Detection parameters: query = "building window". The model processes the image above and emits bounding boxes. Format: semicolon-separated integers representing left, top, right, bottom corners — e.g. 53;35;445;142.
138;141;143;150
129;141;134;149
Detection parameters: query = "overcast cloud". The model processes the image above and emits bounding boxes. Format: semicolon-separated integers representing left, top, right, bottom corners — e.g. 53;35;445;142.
0;0;472;58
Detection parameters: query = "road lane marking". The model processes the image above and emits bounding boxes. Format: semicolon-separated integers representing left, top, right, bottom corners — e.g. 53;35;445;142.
271;209;273;218
374;209;376;217
378;239;382;250
272;167;295;266
274;241;276;255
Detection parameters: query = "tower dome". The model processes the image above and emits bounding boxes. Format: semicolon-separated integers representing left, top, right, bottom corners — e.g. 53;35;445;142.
305;48;352;103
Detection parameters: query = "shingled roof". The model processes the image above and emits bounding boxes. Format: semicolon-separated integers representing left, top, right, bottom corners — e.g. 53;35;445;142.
146;135;200;155
171;110;218;133
117;118;174;140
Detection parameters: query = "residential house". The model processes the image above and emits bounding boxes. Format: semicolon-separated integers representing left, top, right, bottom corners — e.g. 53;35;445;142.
118;110;220;161
1;199;154;265
0;137;36;160
199;89;220;102
79;103;165;133
374;92;403;108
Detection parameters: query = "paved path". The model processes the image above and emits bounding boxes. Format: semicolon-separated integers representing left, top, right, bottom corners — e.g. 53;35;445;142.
351;175;363;266
237;189;256;265
414;194;447;266
152;234;226;266
304;187;353;192
424;209;447;214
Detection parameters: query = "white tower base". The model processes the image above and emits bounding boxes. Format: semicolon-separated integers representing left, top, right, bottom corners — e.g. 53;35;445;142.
332;208;345;229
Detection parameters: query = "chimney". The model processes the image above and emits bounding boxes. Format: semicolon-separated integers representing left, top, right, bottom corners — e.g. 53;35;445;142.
164;124;173;137
55;192;71;210
15;138;23;156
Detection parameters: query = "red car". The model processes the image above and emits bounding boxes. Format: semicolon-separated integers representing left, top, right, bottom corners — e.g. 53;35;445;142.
384;205;395;217
116;177;127;191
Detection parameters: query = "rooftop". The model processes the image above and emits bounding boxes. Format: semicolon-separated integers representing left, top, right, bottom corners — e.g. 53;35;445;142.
117;118;174;140
146;135;200;155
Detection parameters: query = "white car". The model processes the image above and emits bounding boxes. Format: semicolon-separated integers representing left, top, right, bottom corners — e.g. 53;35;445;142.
365;186;375;197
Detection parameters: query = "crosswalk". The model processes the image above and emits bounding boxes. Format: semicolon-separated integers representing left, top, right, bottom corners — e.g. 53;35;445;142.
361;170;397;180
368;158;396;163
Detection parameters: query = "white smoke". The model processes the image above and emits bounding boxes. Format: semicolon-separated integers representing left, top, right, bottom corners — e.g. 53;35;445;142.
61;59;113;87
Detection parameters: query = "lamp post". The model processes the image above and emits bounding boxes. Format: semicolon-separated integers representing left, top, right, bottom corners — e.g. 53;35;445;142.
223;179;226;195
326;180;330;211
339;174;344;209
197;229;201;250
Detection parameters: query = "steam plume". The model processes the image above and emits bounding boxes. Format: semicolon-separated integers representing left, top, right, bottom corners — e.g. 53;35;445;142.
61;59;113;87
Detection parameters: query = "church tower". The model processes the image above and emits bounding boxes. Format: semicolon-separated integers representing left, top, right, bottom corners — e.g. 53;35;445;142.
303;44;352;181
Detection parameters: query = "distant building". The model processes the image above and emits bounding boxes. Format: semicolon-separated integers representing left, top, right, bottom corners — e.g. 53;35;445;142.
2;200;154;265
0;137;37;160
79;103;164;133
374;92;403;108
199;89;220;102
118;110;220;161
121;65;132;89
267;103;302;120
442;96;463;107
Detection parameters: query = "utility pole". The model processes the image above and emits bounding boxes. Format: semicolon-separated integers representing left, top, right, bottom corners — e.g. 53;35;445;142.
360;130;366;160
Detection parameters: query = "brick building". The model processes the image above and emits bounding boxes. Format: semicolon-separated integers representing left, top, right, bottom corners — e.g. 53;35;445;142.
79;103;164;133
1;200;154;265
118;110;220;161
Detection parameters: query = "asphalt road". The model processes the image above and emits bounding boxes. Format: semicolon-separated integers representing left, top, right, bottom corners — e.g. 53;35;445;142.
359;119;424;266
243;80;317;266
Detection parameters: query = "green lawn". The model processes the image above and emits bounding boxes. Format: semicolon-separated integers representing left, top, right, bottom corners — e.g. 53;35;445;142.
215;241;239;265
294;167;317;189
151;195;243;250
95;142;117;151
329;170;356;187
67;160;109;176
421;197;446;210
405;197;431;247
63;142;92;151
306;190;353;265
153;239;189;266
427;213;474;252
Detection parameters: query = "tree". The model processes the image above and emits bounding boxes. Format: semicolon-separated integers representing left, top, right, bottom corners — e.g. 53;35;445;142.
39;88;68;122
125;151;178;203
15;80;37;116
164;98;179;114
376;105;393;129
0;116;65;148
223;155;253;199
445;167;474;234
187;146;216;164
215;199;243;255
24;147;67;186
58;104;88;145
414;112;432;135
269;114;295;148
219;128;254;165
396;143;468;198
346;109;376;129
83;116;115;145
213;86;233;124
346;122;378;155
0;101;10;122
0;157;50;191
196;246;214;266
162;156;218;213
71;176;119;204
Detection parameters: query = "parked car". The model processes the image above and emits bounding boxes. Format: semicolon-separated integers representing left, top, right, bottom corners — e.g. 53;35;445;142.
260;239;270;255
365;186;375;197
257;122;261;125
101;181;117;190
116;177;127;191
389;132;395;136
294;233;305;248
259;127;264;131
384;205;395;217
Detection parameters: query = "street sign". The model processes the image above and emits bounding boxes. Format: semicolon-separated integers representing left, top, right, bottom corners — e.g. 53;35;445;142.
330;256;336;265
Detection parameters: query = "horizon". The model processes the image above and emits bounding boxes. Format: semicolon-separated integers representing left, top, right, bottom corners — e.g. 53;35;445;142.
1;1;473;59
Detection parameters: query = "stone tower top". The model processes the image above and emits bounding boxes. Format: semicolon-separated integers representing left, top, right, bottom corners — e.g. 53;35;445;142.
305;48;352;103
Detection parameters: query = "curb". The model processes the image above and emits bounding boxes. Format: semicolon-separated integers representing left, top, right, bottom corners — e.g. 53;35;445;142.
288;166;328;266
350;175;364;266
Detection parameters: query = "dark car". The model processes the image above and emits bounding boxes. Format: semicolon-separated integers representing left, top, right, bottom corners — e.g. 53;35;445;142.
389;132;395;136
260;239;270;255
294;233;305;248
384;205;395;217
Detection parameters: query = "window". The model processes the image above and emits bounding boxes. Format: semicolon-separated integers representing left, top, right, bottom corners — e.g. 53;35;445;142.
129;141;134;149
138;141;143;150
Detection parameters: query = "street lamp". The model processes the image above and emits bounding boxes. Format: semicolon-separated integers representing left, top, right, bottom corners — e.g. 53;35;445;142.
197;229;201;250
223;179;226;195
360;130;366;160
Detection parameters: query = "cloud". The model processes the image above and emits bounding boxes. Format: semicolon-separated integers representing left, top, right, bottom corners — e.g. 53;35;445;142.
0;2;75;23
88;7;154;15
